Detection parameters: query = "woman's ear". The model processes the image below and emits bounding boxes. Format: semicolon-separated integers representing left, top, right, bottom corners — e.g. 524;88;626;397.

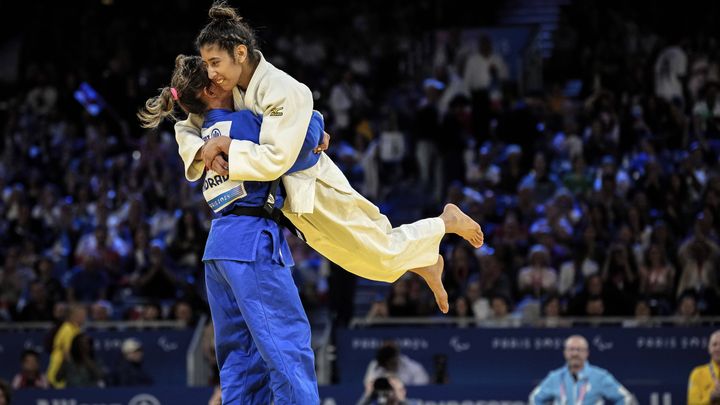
235;44;248;64
203;86;214;98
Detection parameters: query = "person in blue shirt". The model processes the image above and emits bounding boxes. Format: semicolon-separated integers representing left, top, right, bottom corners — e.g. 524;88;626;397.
529;335;634;405
139;55;319;404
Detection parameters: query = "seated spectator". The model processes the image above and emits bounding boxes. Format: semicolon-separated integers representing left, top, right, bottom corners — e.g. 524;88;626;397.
568;274;605;316
67;255;110;303
139;302;163;322
623;299;653;327
585;296;605;317
518;245;558;298
170;300;196;328
445;245;480;299
677;237;719;311
89;300;114;321
465;281;491;321
540;294;568;327
638;243;676;302
363;341;429;387
387;278;418;317
57;333;105;387
109;338;153;386
601;244;638;316
449;296;474;328
558;245;599;297
477;254;513;301
17;281;54;322
11;350;49;389
366;297;390;321
676;291;701;325
485;295;519;327
129;243;178;300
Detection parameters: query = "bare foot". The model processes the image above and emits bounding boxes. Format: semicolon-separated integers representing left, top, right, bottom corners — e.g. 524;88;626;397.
440;203;484;248
410;255;448;314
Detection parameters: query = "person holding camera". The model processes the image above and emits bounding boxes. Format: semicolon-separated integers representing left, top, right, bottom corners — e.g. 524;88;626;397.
357;376;408;405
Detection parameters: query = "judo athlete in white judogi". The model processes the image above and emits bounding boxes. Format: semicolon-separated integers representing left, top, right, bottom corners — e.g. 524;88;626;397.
176;49;484;313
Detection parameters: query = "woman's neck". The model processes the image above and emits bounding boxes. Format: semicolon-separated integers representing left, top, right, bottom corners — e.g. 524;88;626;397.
237;58;259;91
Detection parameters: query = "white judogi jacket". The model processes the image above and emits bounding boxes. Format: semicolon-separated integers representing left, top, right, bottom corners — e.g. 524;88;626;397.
174;52;444;283
175;51;350;214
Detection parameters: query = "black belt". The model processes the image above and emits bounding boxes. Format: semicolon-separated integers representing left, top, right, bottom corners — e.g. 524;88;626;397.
222;179;306;242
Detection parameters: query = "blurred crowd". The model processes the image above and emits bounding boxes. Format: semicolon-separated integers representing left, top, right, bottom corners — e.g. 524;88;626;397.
0;1;719;362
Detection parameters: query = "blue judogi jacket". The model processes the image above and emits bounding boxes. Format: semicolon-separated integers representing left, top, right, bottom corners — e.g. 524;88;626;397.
529;362;633;405
201;109;323;264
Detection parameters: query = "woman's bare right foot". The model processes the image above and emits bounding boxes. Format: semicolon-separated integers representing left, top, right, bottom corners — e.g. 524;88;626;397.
409;255;448;314
440;203;484;248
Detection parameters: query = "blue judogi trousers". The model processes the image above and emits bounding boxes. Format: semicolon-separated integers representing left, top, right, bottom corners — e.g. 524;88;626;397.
205;232;319;404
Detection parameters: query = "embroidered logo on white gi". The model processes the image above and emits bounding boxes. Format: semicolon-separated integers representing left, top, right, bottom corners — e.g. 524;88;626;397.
269;106;284;116
201;121;232;142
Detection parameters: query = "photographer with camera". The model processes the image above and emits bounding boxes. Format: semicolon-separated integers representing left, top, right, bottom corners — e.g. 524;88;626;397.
357;375;408;405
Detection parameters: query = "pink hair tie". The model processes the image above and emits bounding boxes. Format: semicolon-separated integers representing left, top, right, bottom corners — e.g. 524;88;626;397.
170;87;179;101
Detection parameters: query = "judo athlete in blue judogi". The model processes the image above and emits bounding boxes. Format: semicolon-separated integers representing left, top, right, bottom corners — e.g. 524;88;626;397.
137;55;324;404
201;107;323;404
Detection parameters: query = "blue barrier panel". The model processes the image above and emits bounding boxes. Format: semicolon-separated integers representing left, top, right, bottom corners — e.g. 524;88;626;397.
336;327;714;389
0;329;194;385
14;387;214;405
11;384;686;404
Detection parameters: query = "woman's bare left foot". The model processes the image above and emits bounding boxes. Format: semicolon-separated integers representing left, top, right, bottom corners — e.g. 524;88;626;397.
409;255;448;314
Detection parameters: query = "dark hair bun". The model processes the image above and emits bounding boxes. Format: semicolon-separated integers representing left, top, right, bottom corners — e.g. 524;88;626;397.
209;1;242;23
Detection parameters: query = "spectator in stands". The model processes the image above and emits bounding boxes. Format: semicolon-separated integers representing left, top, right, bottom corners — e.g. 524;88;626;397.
57;333;105;387
129;242;178;300
0;379;10;405
170;300;195;327
138;302;163;322
517;245;558;299
109;338;153;386
601;244;638;316
363;341;429;387
687;330;720;405
366;297;390;321
67;255;110;303
11;350;49;389
529;335;634;404
47;304;86;388
638;243;676;306
17;281;54;322
485;294;518;327
463;35;508;135
676;291;701;325
585;295;606;317
89;300;113;322
540;294;567;327
412;78;445;202
677;237;719;307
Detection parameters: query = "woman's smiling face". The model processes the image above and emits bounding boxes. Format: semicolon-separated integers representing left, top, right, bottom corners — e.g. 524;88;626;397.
200;44;243;92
